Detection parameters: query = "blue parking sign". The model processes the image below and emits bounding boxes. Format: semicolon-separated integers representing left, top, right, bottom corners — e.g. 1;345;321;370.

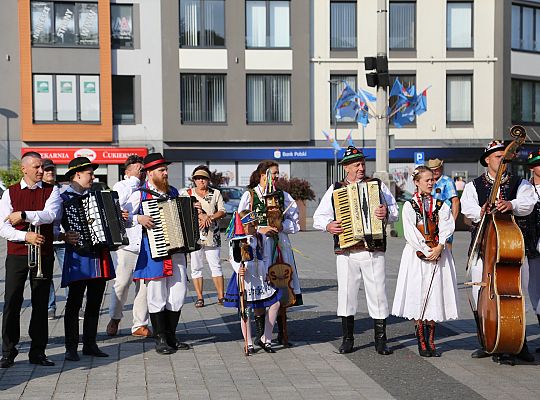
414;152;424;165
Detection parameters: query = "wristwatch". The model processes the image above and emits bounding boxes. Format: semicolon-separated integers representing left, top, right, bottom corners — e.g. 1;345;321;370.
21;211;27;221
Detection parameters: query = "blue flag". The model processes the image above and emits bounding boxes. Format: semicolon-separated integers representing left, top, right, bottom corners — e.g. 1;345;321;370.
415;89;427;116
389;78;403;98
322;130;342;151
357;88;376;103
335;83;359;120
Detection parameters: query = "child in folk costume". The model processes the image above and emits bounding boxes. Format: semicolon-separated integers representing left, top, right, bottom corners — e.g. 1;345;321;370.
238;161;301;346
392;166;459;357
224;211;282;354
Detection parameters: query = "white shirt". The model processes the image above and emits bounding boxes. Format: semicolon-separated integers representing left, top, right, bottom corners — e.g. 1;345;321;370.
313;180;399;232
238;187;300;235
125;181;168;227
0;179;62;242
460;175;535;224
113;176;142;253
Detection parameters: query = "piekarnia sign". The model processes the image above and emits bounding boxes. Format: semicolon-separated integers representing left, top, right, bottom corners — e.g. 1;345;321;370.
21;147;148;164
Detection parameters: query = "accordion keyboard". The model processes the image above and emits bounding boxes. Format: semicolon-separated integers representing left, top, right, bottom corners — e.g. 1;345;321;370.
333;187;361;249
141;199;168;259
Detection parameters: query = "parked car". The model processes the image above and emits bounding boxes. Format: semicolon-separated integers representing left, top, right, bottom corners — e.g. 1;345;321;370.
219;186;246;230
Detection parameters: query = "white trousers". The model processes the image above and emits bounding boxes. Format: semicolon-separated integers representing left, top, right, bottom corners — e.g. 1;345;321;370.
471;259;530;310
336;250;389;319
109;249;149;332
190;246;222;279
146;253;188;313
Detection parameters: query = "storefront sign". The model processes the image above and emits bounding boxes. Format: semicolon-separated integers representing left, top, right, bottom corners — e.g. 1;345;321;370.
21;147;148;164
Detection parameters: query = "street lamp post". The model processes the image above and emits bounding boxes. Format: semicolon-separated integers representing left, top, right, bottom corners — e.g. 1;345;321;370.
329;79;341;182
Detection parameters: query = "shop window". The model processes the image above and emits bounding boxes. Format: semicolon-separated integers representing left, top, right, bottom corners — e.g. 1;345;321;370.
33;74;100;122
112;76;135;124
111;4;134;49
31;1;99;47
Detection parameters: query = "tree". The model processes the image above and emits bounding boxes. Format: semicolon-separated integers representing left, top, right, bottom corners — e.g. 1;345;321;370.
275;177;315;201
0;160;23;188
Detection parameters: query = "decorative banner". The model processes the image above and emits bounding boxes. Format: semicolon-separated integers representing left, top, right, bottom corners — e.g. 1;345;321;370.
21;147;148;165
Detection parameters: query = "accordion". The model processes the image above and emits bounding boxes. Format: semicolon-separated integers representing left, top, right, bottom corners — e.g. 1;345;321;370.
141;196;201;259
62;190;129;253
333;180;384;250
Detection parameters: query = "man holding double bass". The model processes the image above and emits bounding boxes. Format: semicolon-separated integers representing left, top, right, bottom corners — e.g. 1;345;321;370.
461;138;536;364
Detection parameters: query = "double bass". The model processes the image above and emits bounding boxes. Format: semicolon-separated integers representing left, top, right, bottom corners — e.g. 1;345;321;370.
466;125;526;355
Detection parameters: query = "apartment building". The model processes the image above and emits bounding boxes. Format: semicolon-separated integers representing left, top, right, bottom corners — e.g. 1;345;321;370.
0;1;539;213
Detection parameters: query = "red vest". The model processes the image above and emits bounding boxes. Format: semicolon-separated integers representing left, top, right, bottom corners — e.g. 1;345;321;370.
6;182;54;256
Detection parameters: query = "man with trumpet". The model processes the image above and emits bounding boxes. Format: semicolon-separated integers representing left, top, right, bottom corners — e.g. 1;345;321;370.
0;152;62;368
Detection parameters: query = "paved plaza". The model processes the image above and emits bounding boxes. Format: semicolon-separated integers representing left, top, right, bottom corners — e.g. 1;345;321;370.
0;224;539;399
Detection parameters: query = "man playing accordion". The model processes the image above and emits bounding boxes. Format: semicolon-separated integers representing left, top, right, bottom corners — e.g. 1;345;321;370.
125;153;191;354
313;146;398;355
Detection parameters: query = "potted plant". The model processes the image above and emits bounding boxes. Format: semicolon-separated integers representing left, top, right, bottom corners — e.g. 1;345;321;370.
275;177;316;231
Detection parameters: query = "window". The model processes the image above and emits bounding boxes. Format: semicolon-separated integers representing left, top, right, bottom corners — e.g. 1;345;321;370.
389;74;416;125
246;75;290;123
33;74;100;122
246;1;290;48
112;76;135;124
330;75;357;124
512;79;540;123
330;2;356;50
31;1;99;47
446;75;472;123
111;4;133;49
181;74;226;123
179;0;225;47
389;1;415;50
512;4;540;52
447;2;472;49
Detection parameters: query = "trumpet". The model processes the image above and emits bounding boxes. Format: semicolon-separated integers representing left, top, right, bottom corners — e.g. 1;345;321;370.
27;225;44;279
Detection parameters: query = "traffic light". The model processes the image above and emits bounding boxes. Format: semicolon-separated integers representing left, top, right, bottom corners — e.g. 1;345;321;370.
364;56;389;88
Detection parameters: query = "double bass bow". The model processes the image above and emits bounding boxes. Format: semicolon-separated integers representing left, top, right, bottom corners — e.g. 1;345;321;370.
466;125;527;355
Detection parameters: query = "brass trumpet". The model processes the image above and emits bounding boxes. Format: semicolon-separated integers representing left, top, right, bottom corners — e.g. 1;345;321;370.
27;225;44;279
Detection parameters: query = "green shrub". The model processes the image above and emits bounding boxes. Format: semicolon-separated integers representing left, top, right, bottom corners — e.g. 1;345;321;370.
0;160;23;187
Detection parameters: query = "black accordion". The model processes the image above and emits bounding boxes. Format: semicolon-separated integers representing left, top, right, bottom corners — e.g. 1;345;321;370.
62;190;129;253
141;196;201;259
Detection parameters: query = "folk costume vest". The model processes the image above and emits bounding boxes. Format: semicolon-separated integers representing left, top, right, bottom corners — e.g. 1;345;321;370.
249;188;285;226
60;190;114;287
133;183;179;280
516;179;540;259
7;182;54;256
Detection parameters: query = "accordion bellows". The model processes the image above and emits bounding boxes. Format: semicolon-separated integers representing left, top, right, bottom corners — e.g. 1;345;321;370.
333;180;384;249
63;190;129;253
141;196;201;259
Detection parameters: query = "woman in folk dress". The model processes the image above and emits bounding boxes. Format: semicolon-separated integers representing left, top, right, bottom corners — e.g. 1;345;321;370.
392;166;459;357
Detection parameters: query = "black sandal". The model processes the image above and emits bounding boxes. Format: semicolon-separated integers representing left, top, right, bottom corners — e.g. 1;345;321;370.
256;339;276;353
195;299;204;308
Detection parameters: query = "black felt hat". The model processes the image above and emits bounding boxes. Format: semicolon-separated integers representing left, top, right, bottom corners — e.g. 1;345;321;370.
339;146;366;165
480;140;506;167
42;159;56;170
527;149;540;167
143;152;171;171
65;157;99;178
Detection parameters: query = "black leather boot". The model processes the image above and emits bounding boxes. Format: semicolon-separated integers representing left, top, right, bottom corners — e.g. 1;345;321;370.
374;319;393;355
165;310;190;350
82;316;108;357
426;323;441;357
516;339;534;362
150;312;176;355
254;314;265;345
339;316;354;354
415;321;431;357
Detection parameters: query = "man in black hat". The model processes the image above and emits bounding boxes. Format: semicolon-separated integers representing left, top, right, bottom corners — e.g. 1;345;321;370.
0;152;62;368
313;146;398;355
461;140;536;363
125;153;191;354
56;157;116;361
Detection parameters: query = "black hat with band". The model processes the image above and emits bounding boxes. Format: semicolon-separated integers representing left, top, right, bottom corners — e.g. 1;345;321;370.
339;146;366;165
143;152;171;171
527;149;540;167
65;157;99;178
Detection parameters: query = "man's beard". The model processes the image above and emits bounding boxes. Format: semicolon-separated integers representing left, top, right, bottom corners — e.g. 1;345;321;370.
153;176;169;193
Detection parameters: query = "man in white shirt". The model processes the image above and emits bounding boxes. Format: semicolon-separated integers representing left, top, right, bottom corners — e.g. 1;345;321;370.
313;146;398;355
0;152;62;368
106;155;152;337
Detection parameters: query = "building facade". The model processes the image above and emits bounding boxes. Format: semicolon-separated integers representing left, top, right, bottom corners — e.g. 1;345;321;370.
0;1;539;214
